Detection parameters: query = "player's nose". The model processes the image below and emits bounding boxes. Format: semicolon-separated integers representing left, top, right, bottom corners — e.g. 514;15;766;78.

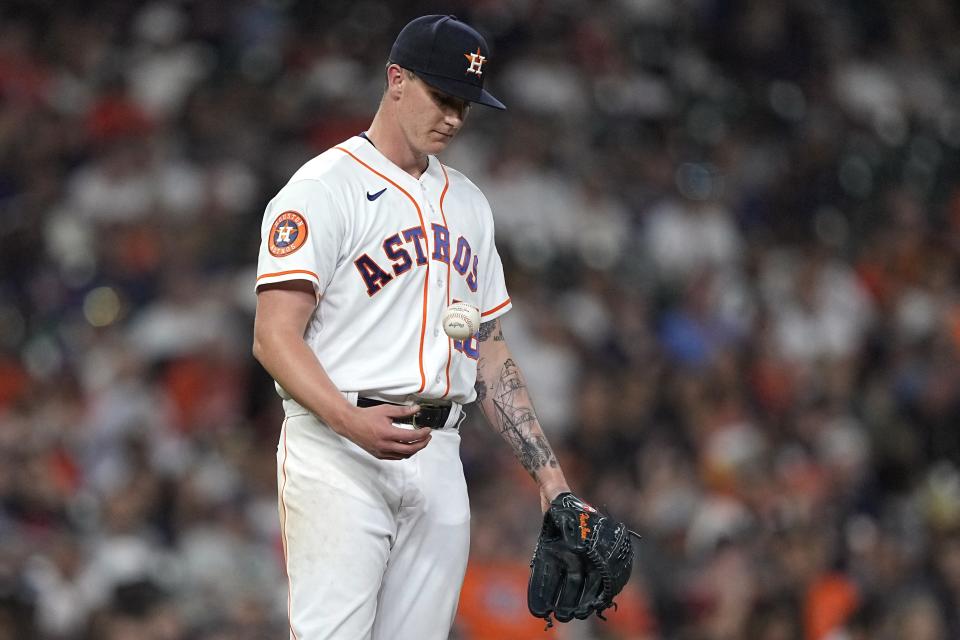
442;115;465;135
443;102;468;127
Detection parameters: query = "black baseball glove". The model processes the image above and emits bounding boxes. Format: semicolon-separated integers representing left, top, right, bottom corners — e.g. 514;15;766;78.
527;492;638;627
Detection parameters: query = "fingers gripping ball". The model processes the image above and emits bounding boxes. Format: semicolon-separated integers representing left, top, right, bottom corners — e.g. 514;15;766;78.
442;302;480;340
528;493;639;628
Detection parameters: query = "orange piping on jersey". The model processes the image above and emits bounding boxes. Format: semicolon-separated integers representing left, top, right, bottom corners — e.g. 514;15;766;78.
334;146;430;394
438;164;453;399
482;297;512;317
278;419;300;640
256;269;321;283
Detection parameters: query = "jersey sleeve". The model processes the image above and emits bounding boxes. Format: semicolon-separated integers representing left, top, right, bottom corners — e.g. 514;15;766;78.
478;201;512;322
255;179;345;295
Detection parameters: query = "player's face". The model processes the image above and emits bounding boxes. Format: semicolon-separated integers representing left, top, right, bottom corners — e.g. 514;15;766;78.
399;73;471;155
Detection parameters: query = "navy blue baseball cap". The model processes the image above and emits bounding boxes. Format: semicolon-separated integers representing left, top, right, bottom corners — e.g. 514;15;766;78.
390;15;506;110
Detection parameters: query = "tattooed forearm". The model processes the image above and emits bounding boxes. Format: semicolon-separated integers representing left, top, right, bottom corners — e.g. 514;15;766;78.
477;320;504;342
477;320;495;342
474;366;487;402
489;358;559;475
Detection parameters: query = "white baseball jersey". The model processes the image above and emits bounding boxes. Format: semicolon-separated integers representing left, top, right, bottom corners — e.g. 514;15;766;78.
255;134;511;405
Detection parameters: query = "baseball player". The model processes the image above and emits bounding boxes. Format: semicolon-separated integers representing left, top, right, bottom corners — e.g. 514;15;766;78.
253;15;572;639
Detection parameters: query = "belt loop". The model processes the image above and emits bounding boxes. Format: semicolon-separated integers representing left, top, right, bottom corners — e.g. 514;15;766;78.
445;404;463;430
453;405;467;430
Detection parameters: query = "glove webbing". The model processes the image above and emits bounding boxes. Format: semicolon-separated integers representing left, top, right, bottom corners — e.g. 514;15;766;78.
586;523;641;618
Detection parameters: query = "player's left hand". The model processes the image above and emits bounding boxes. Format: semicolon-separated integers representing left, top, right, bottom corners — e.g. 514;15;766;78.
527;492;639;627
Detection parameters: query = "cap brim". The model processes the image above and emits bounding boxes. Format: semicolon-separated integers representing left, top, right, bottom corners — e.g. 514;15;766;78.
414;69;506;110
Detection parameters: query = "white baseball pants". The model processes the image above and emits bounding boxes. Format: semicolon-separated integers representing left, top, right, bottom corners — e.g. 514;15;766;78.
276;402;470;640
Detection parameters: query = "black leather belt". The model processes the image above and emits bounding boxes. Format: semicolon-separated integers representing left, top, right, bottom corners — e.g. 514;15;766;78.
356;397;454;430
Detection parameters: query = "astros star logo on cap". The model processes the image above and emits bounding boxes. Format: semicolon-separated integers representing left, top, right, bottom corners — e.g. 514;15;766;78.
464;47;486;76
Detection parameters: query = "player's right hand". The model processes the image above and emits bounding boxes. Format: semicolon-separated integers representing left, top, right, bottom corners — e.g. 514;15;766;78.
337;404;432;460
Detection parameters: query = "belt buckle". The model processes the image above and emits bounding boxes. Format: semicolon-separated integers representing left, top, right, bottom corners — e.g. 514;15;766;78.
411;400;448;430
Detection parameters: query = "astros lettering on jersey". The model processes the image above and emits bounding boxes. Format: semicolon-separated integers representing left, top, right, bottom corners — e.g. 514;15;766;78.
256;135;512;405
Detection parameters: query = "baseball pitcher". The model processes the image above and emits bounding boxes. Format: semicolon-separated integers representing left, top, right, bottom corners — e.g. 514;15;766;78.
252;15;636;639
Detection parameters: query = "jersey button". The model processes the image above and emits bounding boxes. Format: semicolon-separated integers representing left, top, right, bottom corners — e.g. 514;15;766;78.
434;328;440;337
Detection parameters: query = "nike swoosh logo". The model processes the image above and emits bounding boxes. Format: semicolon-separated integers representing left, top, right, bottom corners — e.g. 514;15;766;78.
367;188;387;201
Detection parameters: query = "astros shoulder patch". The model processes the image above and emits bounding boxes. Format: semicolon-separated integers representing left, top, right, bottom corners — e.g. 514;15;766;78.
269;211;308;257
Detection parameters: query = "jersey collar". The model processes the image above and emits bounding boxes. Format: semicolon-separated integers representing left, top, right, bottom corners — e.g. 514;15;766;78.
352;133;441;187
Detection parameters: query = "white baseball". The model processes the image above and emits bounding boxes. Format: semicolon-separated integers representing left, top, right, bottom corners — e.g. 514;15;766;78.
442;302;480;340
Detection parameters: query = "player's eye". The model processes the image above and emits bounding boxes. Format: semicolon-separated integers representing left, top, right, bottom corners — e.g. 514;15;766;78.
431;91;467;113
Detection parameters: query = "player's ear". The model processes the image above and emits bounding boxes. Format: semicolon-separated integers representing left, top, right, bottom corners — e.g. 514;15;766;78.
385;63;405;100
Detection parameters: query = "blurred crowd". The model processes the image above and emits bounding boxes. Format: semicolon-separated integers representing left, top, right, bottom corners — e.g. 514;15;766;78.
2;0;960;638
